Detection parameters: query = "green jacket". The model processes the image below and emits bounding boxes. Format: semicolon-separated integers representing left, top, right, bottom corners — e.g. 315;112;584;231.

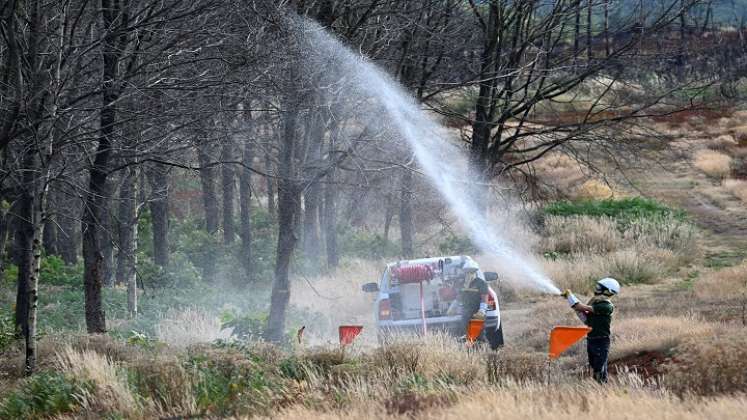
585;295;613;338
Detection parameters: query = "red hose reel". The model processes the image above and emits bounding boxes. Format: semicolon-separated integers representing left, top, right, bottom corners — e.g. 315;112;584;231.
392;264;434;284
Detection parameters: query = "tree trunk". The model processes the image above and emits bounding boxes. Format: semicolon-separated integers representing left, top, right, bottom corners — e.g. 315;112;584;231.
383;193;394;242
221;141;236;244
399;169;414;259
116;167;137;287
99;186;115;287
586;0;593;61
58;196;80;265
0;198;9;276
265;150;276;219
14;194;32;339
198;144;220;234
323;122;339;269
239;137;254;283
469;3;499;191
266;99;300;343
82;0;121;333
117;167;138;316
302;109;324;262
147;162;169;267
604;0;610;57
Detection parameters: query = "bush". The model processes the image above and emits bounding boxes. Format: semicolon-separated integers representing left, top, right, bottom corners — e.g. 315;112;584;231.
0;307;15;353
665;332;747;396
693;149;732;178
543;197;684;222
722;179;747;203
438;233;478;255
339;229;399;259
0;372;90;419
40;256;83;287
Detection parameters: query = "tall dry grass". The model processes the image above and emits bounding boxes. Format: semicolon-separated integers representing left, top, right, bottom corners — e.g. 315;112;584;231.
539;214;698;291
722;179;747;203
665;332;747;396
610;316;715;359
694;262;747;302
155;308;232;348
268;383;747;420
55;346;140;416
693;149;733;178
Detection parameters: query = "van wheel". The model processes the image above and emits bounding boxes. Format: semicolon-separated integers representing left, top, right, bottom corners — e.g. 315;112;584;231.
486;323;504;350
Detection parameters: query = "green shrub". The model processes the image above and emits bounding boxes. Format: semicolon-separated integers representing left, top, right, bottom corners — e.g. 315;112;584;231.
0;307;15;352
543;197;685;222
40;256;84;286
0;372;90;419
339;229;399;259
438;233;478;255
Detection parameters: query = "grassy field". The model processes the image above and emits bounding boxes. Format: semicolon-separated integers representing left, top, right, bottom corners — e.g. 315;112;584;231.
2;113;747;419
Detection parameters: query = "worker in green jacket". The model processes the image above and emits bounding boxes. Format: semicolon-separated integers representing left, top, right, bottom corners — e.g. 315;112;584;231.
562;277;621;383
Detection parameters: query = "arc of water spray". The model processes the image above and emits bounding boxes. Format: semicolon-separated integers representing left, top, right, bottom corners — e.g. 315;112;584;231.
300;20;561;295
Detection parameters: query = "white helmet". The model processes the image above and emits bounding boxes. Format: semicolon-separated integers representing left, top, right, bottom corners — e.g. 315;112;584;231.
596;277;620;296
462;259;479;273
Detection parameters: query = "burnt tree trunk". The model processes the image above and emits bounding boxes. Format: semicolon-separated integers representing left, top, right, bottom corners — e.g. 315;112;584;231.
147;162;169;267
221;140;236;244
266;98;300;343
239;137;254;283
302;109;324;262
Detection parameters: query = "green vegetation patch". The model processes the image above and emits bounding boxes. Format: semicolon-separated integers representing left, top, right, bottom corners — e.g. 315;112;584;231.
0;372;91;419
543;197;686;221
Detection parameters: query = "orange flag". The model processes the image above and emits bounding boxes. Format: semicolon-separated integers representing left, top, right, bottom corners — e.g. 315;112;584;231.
548;326;591;359
339;325;363;346
466;319;484;343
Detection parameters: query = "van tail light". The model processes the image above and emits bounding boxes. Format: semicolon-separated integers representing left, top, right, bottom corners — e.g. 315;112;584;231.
379;298;391;320
487;293;496;311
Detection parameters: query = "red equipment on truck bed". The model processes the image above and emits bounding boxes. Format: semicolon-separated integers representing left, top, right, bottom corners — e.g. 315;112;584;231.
392;264;433;284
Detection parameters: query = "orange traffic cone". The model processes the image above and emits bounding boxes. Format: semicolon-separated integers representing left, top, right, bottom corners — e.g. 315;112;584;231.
548;326;591;359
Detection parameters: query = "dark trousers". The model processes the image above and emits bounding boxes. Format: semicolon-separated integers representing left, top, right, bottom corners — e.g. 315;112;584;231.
587;336;610;383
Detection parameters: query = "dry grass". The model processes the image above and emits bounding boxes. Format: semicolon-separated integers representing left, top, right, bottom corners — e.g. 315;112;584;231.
722;179;747;203
56;346;140;416
694;262;747;302
540;215;697;256
155;308;232;348
268;383;747;419
665;331;747;396
576;179;615;200
610;316;715;359
707;134;738;150
531;154;586;197
541;216;622;254
543;247;680;292
693;149;733;178
730;124;747;145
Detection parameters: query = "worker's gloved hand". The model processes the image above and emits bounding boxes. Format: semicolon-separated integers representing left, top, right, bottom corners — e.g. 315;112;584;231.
472;310;486;320
566;292;580;308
